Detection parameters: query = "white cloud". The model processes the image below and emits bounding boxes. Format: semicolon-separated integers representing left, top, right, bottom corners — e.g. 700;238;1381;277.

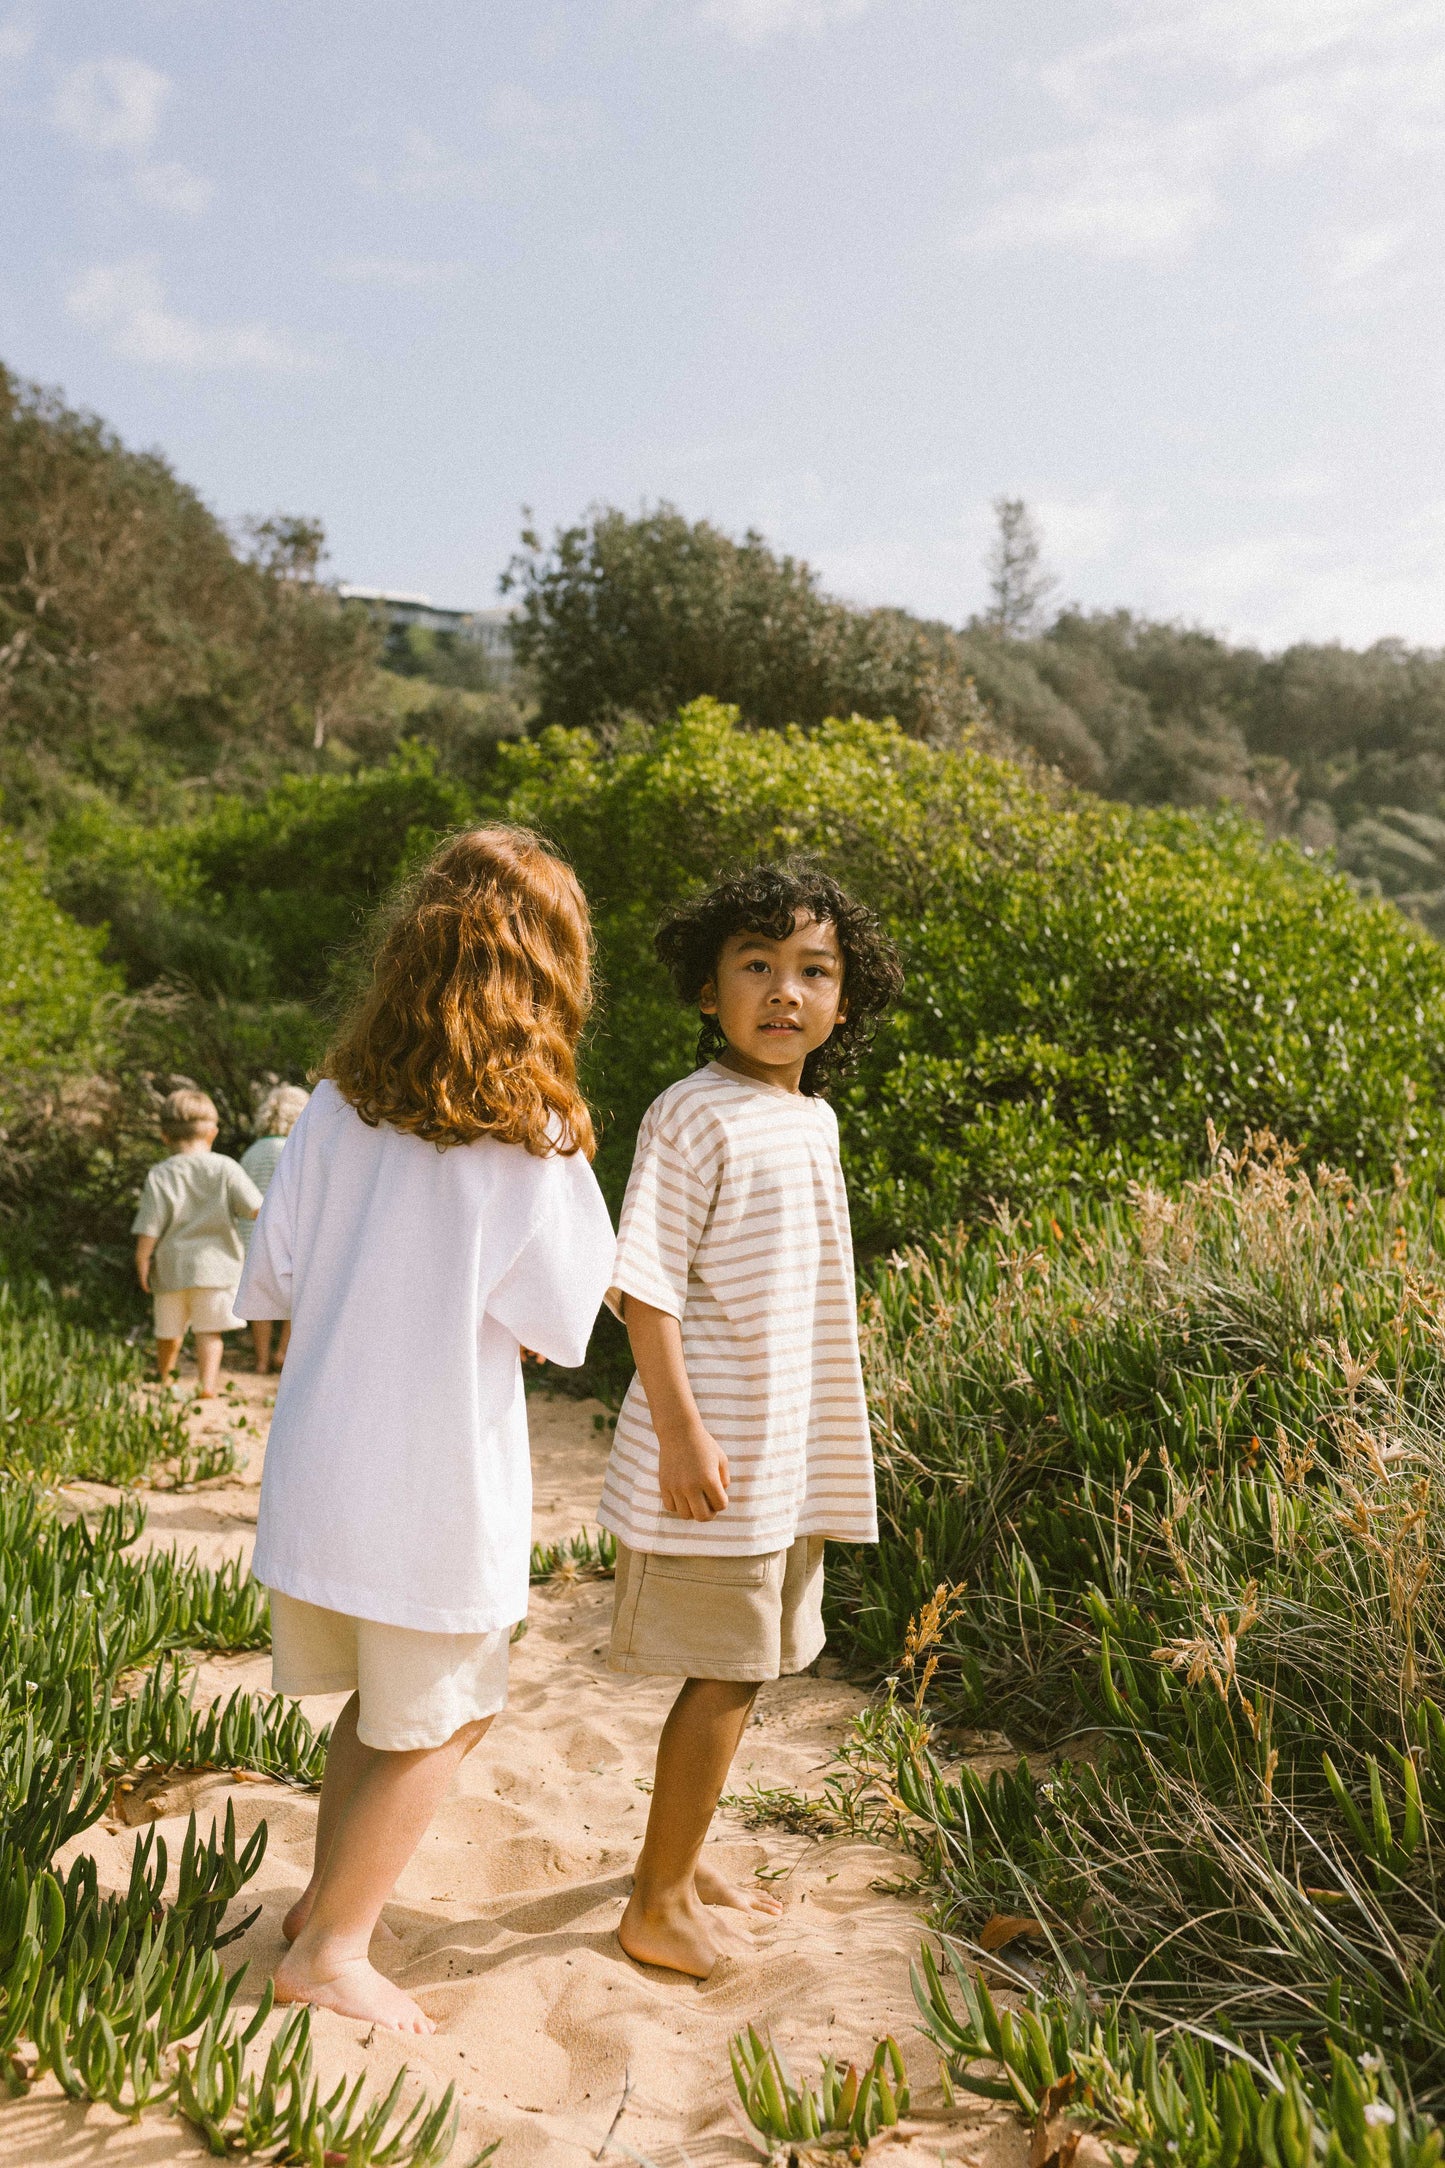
327;256;467;287
0;13;35;69
962;126;1218;259
1033;493;1121;569
484;82;593;155
700;0;873;42
132;161;213;217
962;1;1445;263
52;56;169;153
50;55;216;218
358;90;595;199
66;257;319;372
358;126;492;200
1322;219;1414;287
1102;490;1445;649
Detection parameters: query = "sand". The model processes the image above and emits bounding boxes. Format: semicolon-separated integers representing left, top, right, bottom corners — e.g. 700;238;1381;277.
1;1370;1103;2167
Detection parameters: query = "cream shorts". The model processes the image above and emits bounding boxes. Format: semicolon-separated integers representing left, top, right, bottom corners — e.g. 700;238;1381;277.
153;1286;243;1338
268;1590;511;1751
609;1536;826;1682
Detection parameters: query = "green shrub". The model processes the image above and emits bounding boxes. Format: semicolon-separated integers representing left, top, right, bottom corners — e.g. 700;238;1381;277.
0;832;117;1110
42;700;1445;1280
169;745;474;1000
493;699;1445;1245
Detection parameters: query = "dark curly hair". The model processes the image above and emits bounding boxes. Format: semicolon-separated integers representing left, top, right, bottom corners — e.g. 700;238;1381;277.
654;860;903;1096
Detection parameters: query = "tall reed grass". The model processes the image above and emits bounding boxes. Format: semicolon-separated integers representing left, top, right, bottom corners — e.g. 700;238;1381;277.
829;1134;1445;2146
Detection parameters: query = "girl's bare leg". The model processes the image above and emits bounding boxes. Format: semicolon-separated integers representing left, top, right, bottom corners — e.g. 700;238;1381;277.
274;1710;493;2032
281;1693;367;1943
251;1320;274;1374
154;1336;181;1383
619;1677;759;1978
276;1320;291;1367
194;1332;224;1398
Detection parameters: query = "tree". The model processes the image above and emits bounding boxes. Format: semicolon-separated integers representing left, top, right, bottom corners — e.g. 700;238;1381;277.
502;503;988;741
983;497;1059;638
0;365;380;813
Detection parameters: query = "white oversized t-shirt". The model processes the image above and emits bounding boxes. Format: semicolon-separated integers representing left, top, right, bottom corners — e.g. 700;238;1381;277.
236;1079;616;1634
597;1062;877;1557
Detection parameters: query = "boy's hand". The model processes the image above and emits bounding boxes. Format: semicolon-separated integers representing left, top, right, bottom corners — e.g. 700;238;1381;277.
657;1424;730;1520
134;1236;156;1294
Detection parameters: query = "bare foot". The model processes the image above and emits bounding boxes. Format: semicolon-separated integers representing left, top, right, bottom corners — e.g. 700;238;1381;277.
282;1891;399;1948
273;1950;434;2034
618;1886;723;1978
695;1859;784;1916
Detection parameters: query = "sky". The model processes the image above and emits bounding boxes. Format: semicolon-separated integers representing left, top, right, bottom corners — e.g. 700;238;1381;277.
1;0;1442;651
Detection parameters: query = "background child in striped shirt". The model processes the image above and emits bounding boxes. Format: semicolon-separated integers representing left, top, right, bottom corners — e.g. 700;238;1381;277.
599;860;902;1978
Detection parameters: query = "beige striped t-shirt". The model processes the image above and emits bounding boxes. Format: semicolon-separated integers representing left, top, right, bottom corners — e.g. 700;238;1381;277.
597;1061;877;1556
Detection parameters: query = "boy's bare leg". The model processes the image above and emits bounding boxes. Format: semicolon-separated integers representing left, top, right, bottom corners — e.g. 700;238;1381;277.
194;1332;224;1398
276;1320;291;1367
619;1677;761;1977
251;1320;273;1375
154;1336;181;1383
274;1711;493;2032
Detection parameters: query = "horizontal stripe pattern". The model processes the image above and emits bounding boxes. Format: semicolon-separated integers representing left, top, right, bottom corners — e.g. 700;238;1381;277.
598;1063;877;1555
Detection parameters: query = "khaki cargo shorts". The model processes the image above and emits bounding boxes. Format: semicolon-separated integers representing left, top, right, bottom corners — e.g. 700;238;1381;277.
609;1536;826;1682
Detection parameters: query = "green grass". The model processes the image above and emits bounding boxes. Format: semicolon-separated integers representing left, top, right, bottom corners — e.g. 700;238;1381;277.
0;1286;463;2161
818;1133;1445;2160
0;1282;232;1487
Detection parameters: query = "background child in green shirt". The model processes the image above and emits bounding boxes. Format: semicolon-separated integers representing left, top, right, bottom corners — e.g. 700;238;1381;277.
131;1087;262;1397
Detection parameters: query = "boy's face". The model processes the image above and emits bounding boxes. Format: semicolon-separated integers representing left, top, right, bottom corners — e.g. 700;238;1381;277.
700;910;845;1089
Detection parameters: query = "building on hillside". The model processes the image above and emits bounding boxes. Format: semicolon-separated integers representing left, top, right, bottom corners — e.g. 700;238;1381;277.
339;588;517;681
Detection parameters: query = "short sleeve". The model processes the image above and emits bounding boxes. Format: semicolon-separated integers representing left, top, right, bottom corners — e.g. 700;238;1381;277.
486;1150;616;1366
226;1159;264;1217
234;1138;297;1319
130;1169;167;1240
605;1120;714;1323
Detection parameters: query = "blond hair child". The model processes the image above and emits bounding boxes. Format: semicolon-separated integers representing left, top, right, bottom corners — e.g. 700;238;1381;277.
132;1088;263;1398
235;827;614;2034
240;1084;310;1375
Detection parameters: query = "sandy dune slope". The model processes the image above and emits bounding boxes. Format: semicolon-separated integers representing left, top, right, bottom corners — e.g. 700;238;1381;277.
3;1373;1097;2167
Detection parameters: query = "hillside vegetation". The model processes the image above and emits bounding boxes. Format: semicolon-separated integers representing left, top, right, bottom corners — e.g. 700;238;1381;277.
13;699;1445;1353
509;505;1445;942
6;375;1445;2158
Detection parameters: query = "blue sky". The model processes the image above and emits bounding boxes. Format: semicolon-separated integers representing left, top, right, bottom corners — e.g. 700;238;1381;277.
1;0;1442;648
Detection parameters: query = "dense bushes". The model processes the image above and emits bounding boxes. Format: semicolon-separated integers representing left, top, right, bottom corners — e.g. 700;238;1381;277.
0;833;117;1108
492;701;1445;1245
40;702;1445;1263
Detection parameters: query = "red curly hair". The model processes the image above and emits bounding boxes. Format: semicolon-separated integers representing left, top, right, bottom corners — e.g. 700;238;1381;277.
324;825;596;1158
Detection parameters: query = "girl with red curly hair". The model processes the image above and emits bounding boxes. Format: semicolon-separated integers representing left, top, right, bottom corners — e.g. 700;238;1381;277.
236;826;615;2034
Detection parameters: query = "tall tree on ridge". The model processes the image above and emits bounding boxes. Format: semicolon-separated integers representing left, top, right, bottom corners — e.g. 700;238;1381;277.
984;496;1058;639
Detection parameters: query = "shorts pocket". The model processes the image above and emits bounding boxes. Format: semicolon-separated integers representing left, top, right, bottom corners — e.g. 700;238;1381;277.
646;1551;772;1588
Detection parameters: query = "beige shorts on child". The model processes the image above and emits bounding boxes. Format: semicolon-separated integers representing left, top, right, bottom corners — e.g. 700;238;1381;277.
609;1536;826;1682
268;1590;511;1751
153;1286;244;1338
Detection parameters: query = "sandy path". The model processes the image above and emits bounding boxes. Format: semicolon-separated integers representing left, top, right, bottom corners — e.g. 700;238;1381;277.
5;1369;1067;2167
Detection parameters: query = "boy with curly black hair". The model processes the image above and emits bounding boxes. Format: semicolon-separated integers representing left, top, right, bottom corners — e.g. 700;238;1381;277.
598;859;903;1977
